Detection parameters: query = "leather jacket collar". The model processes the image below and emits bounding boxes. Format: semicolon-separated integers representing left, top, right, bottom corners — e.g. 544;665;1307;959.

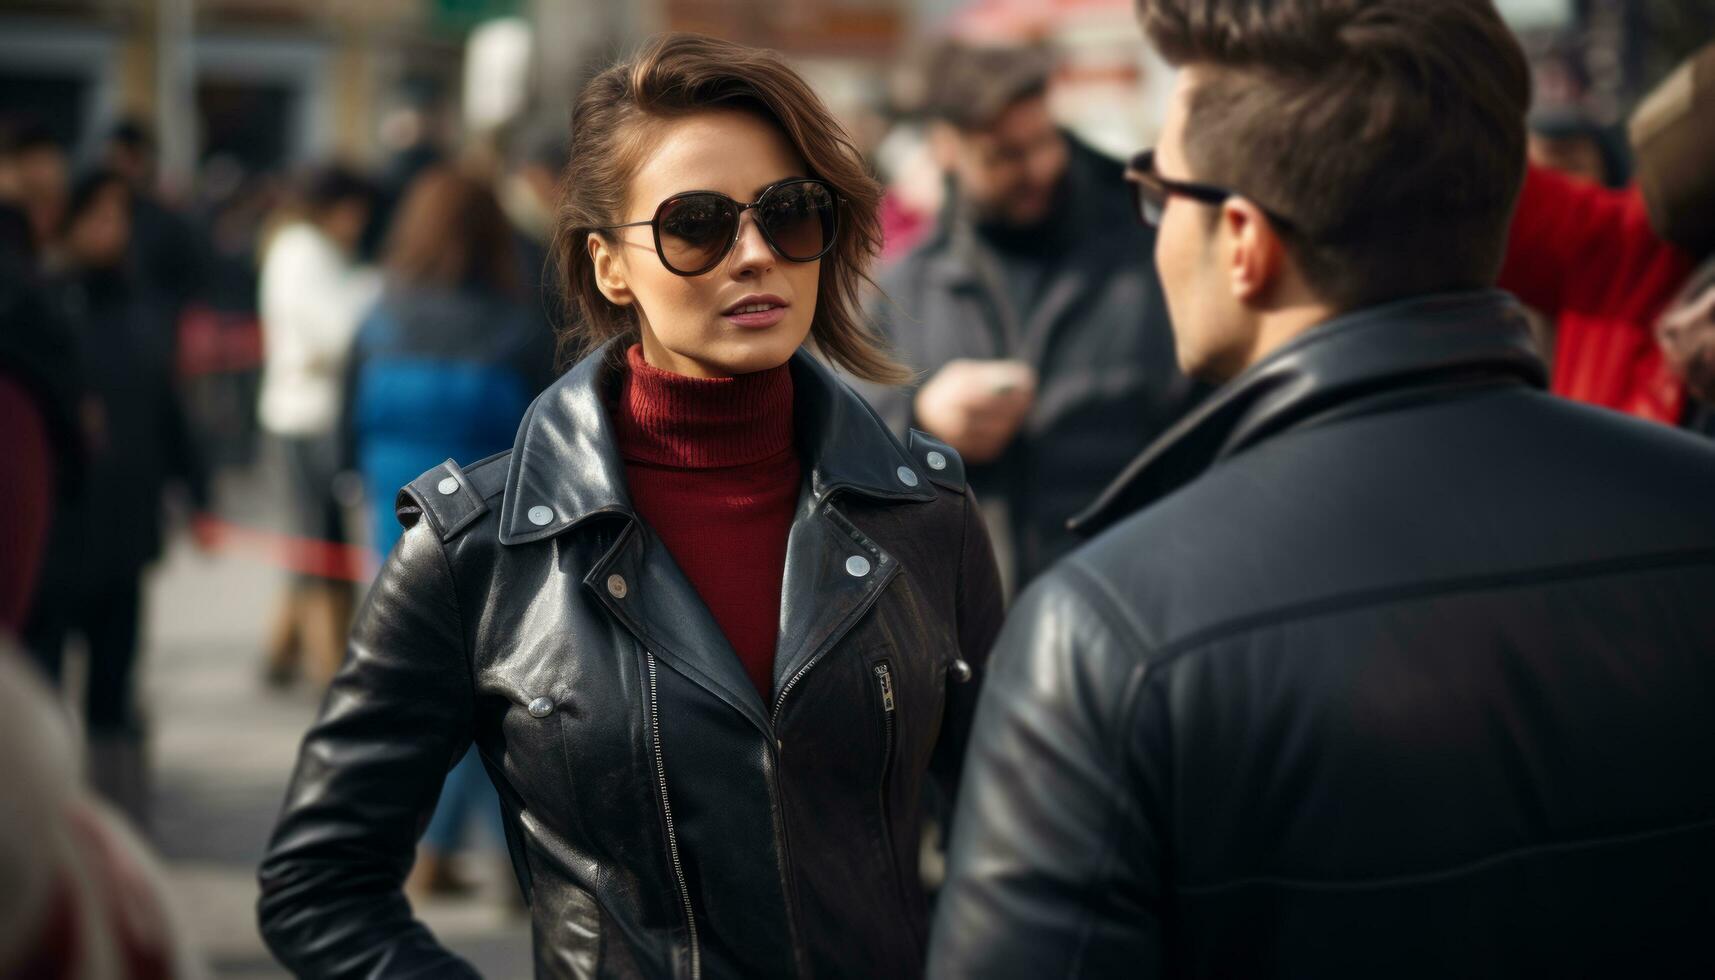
1070;290;1547;538
498;340;935;546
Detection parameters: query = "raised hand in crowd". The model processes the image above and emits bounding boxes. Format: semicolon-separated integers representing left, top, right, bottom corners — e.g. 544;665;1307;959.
1657;271;1715;404
913;358;1037;464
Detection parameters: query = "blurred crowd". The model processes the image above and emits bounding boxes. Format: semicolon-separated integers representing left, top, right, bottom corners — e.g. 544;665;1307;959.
2;11;1715;976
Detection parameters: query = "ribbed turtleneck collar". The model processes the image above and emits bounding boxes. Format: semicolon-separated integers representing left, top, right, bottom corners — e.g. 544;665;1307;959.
613;343;796;469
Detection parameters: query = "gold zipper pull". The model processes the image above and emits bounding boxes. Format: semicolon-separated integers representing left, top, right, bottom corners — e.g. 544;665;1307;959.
874;663;895;712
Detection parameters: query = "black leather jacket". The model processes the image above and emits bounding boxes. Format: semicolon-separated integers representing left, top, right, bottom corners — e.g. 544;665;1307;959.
929;292;1715;978
258;344;1005;979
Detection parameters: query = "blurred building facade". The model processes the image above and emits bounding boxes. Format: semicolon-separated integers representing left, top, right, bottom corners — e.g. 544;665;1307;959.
0;0;466;188
3;0;1710;206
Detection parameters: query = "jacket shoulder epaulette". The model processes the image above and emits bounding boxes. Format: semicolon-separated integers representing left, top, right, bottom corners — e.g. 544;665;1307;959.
907;429;966;494
396;450;512;542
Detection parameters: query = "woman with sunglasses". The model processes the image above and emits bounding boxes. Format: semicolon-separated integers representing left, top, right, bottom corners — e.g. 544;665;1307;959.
259;33;1004;980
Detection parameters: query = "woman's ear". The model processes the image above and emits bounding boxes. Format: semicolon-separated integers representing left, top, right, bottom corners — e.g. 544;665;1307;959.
588;232;634;307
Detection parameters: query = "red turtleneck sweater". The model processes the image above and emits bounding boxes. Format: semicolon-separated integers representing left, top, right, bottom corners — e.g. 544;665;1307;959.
612;344;801;699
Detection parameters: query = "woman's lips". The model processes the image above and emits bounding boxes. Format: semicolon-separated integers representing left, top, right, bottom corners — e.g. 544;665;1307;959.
724;305;789;329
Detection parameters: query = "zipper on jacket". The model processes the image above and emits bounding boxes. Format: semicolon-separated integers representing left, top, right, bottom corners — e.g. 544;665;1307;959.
873;661;898;840
874;662;896;752
648;653;702;980
872;659;925;960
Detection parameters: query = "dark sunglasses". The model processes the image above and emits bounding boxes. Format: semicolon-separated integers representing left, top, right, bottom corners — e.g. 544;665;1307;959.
1124;149;1292;230
593;178;839;277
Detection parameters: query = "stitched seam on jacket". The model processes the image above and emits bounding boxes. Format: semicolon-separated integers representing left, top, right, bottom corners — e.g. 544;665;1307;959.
1146;545;1715;671
1064;555;1163;651
1176;814;1715;896
1053;559;1158;976
428;530;477;740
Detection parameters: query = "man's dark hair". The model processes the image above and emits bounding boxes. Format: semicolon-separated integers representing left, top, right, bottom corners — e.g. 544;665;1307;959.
1140;0;1531;309
108;117;155;153
300;164;379;216
924;41;1056;132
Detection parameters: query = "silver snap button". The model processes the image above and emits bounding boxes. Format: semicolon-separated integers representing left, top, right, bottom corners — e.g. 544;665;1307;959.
437;476;460;495
896;466;919;487
527;505;554;526
949;658;974;684
845;555;871;577
607;574;628;599
528;696;554;718
926;451;947;471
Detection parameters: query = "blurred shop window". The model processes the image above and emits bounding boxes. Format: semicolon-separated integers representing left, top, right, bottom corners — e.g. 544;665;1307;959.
0;72;87;150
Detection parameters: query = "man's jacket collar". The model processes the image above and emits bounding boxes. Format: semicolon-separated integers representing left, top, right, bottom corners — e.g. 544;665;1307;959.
498;340;934;545
1069;290;1547;538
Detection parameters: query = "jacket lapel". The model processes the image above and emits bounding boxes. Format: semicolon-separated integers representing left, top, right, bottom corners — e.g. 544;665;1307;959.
498;341;937;734
768;353;934;702
771;490;901;705
586;518;771;733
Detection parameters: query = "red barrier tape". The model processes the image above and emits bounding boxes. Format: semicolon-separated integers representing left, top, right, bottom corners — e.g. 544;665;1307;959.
177;308;264;378
192;515;374;583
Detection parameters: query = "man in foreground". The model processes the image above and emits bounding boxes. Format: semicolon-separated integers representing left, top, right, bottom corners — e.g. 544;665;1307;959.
930;1;1715;976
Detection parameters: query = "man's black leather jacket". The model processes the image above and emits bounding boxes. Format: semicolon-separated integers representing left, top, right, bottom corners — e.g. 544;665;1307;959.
929;292;1715;978
258;344;1004;979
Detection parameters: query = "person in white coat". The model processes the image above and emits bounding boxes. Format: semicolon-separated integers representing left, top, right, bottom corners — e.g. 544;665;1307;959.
256;166;380;689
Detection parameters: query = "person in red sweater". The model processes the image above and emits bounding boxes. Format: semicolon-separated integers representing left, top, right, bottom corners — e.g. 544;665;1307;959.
1498;162;1695;424
1498;41;1715;426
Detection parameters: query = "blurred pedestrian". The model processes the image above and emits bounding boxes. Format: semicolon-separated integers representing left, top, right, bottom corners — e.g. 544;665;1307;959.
0;166;83;636
182;157;277;469
496;115;572;373
369;101;447;260
8;118;69;255
343;166;546;897
104;117;204;333
1527;107;1629;188
25;170;209;828
259;34;1003;979
1497;40;1715;425
861;41;1200;592
0;641;204;979
932;2;1715;976
255;165;381;689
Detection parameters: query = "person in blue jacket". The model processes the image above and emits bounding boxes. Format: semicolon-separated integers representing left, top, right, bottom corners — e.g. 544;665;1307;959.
343;164;556;896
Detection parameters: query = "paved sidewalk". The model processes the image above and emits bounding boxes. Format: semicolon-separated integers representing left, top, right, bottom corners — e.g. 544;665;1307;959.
138;461;532;978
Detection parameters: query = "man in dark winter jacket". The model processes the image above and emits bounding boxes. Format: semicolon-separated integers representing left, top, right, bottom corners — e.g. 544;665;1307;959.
861;43;1199;591
931;2;1715;977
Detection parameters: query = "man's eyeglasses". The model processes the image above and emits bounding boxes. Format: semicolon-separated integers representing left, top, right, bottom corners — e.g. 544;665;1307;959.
1124;149;1291;230
590;178;839;277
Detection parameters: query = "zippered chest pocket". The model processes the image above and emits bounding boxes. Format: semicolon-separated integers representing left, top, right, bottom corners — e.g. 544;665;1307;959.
873;661;897;774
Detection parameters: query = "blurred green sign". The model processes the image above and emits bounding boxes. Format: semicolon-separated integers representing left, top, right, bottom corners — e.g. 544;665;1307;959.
432;0;523;33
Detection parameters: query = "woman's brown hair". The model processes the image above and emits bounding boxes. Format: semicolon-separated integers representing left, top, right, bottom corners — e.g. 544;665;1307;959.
387;166;519;296
554;33;908;384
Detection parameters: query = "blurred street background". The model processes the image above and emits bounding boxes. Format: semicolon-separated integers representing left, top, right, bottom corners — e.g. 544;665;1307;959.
140;452;531;977
4;0;1715;976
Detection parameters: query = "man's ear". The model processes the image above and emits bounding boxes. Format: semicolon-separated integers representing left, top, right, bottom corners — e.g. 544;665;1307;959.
1220;198;1286;305
588;232;633;307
